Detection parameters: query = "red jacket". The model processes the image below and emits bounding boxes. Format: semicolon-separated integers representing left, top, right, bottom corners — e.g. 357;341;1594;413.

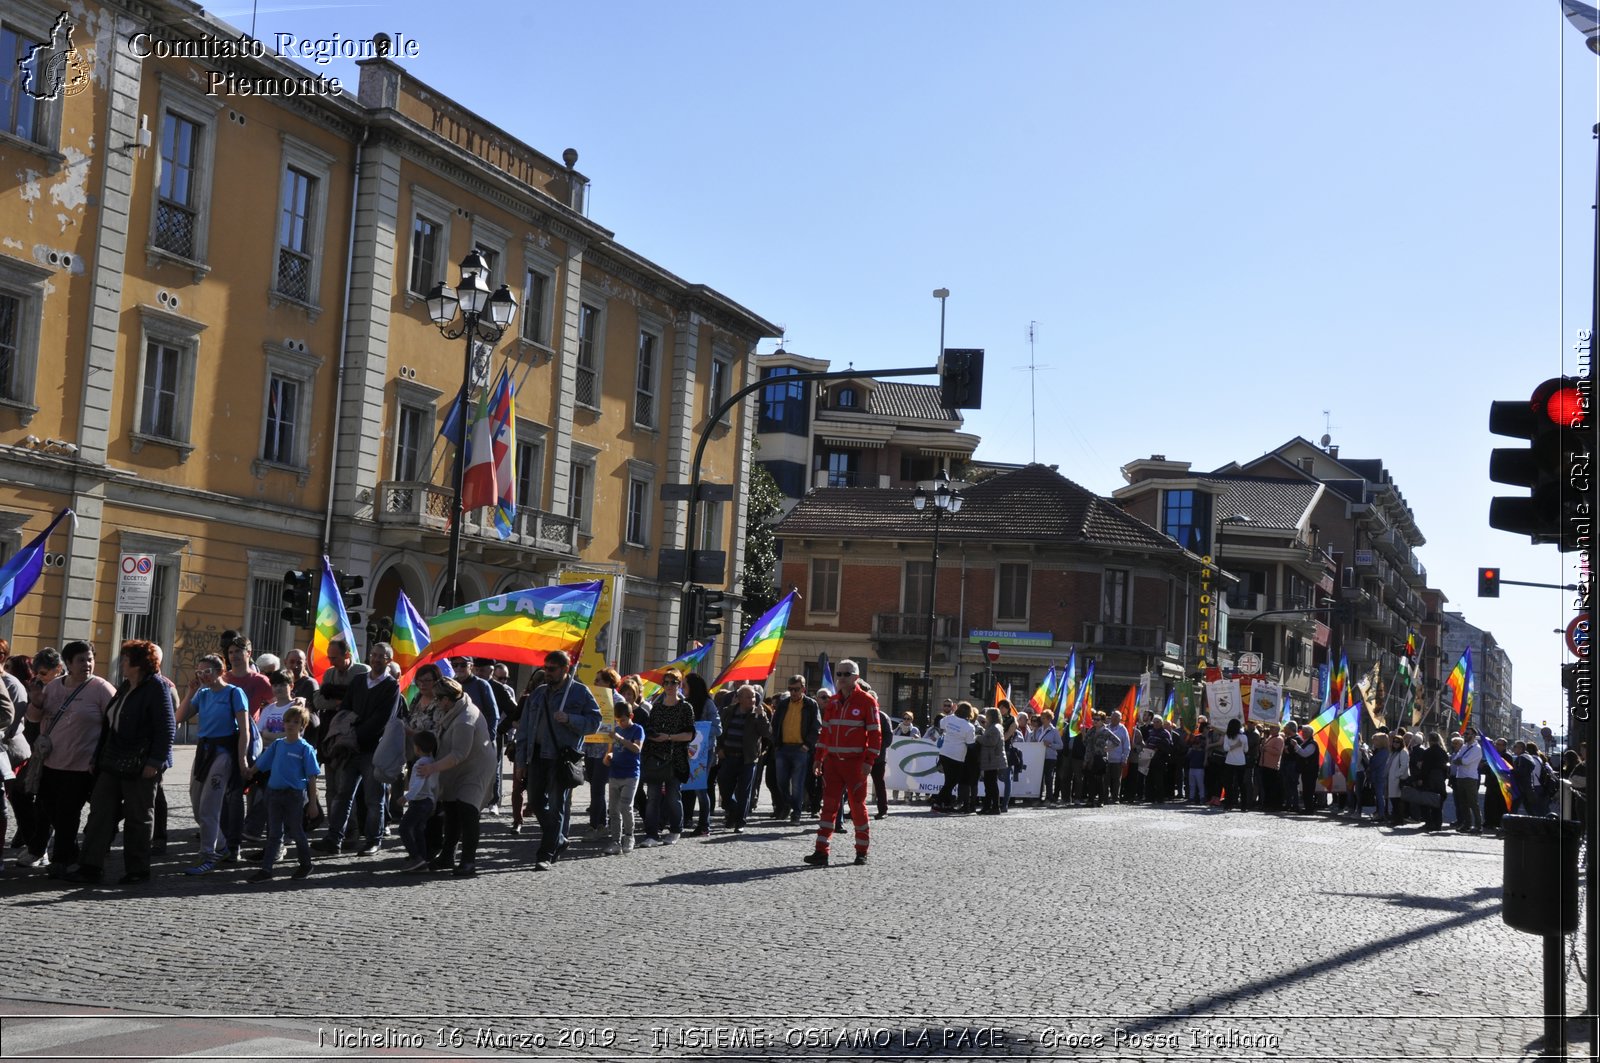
814;686;881;768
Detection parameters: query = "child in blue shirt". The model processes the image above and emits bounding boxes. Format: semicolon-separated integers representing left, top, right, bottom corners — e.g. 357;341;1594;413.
602;703;645;855
248;704;321;882
399;730;441;872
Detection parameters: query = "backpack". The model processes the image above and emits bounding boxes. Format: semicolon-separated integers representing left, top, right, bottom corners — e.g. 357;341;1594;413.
1540;760;1560;801
324;709;360;759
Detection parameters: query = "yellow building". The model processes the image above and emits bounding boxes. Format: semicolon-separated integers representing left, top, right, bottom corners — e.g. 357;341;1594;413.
0;0;777;678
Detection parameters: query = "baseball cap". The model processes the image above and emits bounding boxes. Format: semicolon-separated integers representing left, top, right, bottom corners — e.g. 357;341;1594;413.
836;660;859;676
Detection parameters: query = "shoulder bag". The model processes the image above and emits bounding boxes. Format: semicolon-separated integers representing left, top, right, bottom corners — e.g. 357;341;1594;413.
543;682;584;790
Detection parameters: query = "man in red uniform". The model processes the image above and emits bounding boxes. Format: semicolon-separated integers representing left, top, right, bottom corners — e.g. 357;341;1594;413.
804;660;880;866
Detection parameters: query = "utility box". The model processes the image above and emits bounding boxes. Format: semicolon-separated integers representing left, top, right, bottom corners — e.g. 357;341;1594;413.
1501;815;1581;936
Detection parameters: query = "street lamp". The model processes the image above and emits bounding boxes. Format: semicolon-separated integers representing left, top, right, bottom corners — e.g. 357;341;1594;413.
425;250;517;610
912;470;963;727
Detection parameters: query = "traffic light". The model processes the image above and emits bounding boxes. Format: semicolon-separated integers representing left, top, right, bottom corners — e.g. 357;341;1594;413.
1489;376;1591;550
939;348;984;409
280;569;313;628
333;568;365;628
969;671;986;699
697;589;726;642
1477;567;1500;597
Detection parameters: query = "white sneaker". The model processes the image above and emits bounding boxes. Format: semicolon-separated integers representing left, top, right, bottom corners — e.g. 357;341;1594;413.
621;841;635;854
661;832;680;846
18;851;48;869
636;836;662;848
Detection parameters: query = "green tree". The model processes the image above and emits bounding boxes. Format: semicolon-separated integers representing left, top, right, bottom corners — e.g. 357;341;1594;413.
740;460;782;634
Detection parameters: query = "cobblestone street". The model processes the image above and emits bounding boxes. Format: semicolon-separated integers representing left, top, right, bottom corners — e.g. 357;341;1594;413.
2;773;1591;1061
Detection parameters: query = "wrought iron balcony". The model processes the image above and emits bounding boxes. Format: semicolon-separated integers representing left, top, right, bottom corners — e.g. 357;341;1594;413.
1081;622;1166;651
377;481;578;559
872;612;958;640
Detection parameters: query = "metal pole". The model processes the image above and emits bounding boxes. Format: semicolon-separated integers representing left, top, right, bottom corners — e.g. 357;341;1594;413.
1543;932;1565;1059
921;498;944;730
1585;118;1600;1055
443;326;474;611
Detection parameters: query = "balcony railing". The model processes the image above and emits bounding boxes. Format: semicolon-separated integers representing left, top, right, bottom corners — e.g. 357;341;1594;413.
872;612;958;640
154;199;196;259
377;481;577;558
1081;622;1166;651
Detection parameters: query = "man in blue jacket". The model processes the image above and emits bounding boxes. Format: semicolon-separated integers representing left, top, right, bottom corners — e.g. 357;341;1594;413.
516;650;601;870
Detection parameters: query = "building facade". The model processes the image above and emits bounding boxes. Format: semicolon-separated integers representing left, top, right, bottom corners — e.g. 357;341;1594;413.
0;1;776;677
1439;610;1517;739
773;463;1209;724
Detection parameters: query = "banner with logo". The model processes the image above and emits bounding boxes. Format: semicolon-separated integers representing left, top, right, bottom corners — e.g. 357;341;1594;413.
1205;679;1243;729
559;569;624;682
1246;679;1283;725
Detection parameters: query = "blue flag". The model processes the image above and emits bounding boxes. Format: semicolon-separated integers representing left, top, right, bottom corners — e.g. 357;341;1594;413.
0;509;72;617
438;384;467;447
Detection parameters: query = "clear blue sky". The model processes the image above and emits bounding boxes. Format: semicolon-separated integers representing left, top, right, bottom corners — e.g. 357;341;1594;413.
230;0;1597;731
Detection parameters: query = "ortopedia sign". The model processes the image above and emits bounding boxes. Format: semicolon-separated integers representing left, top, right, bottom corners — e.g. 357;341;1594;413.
116;552;155;614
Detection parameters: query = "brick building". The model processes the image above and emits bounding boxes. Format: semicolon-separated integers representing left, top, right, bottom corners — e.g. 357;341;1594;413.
773;463;1210;723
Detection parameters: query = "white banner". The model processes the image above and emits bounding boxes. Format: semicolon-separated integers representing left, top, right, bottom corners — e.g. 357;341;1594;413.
1246;679;1283;725
1205;679;1243;728
884;737;1047;799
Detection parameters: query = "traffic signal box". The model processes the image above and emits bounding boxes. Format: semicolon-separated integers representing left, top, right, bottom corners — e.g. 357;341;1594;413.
1488;376;1592;551
334;569;365;628
969;671;986;699
939;349;984;410
280;570;313;628
1477;567;1501;597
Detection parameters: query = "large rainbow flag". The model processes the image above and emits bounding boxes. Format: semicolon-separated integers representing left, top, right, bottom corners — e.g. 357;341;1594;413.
638;640;716;701
399;581;603;684
390;588;431;672
310;556;359;679
1055;651;1078;735
711;591;796;691
1446;648;1474;733
1162;687;1177;724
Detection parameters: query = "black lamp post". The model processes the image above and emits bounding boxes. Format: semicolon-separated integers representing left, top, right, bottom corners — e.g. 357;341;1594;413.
912;470;963;728
425;250;516;610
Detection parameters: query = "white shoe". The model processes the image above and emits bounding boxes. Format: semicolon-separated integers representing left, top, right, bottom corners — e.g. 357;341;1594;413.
621;841;635;854
661;832;680;846
637;836;662;848
18;851;48;869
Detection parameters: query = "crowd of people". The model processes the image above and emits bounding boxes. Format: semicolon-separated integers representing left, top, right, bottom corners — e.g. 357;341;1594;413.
916;696;1587;832
0;631;1583;888
0;632;897;884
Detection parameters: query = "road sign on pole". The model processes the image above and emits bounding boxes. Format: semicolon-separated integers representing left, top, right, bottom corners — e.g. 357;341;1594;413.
984;641;1001;664
1567;612;1589;658
116;553;154;614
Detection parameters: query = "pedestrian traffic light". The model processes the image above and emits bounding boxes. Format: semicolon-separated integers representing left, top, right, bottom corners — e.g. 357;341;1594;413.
1489;376;1591;550
333;568;365;628
939;348;984;410
969;671;986;699
280;569;313;628
1477;567;1500;597
697;589;726;642
367;614;393;648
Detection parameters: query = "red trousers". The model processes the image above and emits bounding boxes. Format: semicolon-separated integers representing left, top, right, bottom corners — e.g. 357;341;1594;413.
815;757;870;855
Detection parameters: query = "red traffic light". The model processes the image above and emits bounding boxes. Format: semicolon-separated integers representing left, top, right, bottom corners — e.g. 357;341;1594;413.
1532;377;1587;429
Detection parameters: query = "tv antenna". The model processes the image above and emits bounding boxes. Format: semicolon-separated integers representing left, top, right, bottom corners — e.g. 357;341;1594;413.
1014;321;1052;463
1320;409;1339;449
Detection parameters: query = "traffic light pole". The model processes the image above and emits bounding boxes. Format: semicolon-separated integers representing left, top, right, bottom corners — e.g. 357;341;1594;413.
675;363;941;655
1584;119;1599;1057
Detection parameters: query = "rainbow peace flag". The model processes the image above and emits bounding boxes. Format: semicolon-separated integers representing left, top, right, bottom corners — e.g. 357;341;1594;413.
1054;650;1077;714
638;640;716;701
1446;648;1474;733
819;655;836;697
399;581;602;685
390;589;431;672
1330;654;1350;712
711;591;796;691
1479;736;1517;808
1162;687;1177;724
1028;666;1057;714
310;556;359;679
1070;662;1096;737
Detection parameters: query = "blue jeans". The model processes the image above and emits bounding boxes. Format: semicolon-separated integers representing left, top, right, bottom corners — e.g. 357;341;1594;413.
643;775;683;837
329;752;387;846
399;797;435;862
532;759;574;860
263;787;309;870
776;746;809;820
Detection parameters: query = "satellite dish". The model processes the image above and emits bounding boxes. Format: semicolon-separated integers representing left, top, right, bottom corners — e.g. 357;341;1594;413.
1319;433;1332;446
